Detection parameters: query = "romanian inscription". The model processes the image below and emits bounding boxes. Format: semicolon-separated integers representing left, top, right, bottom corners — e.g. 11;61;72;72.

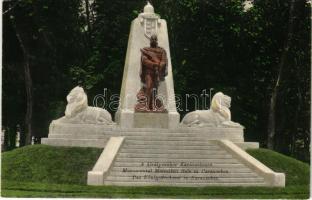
121;161;229;181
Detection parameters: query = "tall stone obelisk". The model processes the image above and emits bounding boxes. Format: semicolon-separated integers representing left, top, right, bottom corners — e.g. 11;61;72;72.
115;2;180;129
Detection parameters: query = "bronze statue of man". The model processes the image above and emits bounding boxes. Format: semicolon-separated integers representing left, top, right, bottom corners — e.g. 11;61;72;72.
135;34;168;112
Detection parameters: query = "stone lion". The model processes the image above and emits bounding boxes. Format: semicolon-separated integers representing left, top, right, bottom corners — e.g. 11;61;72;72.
181;92;242;128
56;86;113;125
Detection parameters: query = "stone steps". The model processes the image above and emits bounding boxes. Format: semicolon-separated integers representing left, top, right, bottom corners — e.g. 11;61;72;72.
48;134;242;141
122;136;237;141
111;167;253;173
119;149;227;154
49;131;242;136
44;124;248;148
107;172;259;178
112;163;250;170
49;133;241;141
110;165;253;172
50;125;243;134
124;140;224;146
104;176;265;183
122;144;221;150
43;130;244;148
117;153;233;159
102;181;267;187
114;158;241;164
44;134;243;147
47;124;244;143
101;138;268;186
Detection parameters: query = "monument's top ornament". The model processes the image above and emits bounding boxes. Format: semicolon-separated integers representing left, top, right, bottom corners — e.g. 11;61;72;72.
144;1;154;13
139;2;160;39
139;2;159;18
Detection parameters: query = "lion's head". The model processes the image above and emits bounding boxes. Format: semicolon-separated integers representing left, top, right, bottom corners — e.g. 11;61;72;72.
210;92;231;121
65;86;88;118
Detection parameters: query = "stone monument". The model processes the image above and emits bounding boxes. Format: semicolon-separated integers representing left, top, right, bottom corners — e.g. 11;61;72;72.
1;131;4;151
114;2;180;129
16;131;20;147
42;2;285;188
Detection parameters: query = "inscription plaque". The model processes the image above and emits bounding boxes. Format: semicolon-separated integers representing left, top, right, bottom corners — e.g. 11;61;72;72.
121;161;230;181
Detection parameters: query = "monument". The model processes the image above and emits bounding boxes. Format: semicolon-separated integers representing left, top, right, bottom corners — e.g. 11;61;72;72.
114;2;180;129
42;2;285;187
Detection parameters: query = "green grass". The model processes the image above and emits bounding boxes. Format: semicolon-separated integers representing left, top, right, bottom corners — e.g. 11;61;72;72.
1;144;103;185
247;148;310;186
1;145;310;198
1;180;309;198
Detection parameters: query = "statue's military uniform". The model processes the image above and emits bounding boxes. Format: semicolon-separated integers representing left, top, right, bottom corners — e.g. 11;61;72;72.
136;46;168;112
140;46;168;86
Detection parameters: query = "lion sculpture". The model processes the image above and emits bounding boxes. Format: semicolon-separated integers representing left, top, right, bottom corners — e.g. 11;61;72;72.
181;92;242;128
56;86;113;125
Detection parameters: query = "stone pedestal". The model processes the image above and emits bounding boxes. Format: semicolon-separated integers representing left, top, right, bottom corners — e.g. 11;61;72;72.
132;112;180;129
134;113;169;128
41;120;250;148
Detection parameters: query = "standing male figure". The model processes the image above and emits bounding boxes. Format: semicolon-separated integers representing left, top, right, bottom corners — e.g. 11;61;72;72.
135;34;168;112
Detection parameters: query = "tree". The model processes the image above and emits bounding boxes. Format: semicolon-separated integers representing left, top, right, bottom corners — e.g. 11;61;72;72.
8;1;34;145
267;0;296;150
3;0;87;145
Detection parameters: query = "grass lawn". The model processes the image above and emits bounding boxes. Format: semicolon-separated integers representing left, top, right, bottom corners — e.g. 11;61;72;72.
1;144;310;198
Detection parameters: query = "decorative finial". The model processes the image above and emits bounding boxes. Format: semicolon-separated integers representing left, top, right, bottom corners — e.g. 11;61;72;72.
144;1;154;13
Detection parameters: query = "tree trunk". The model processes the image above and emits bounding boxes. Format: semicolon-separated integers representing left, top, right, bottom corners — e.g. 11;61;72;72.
85;0;93;47
267;0;296;149
290;56;303;156
290;87;301;156
85;0;91;32
24;56;33;145
10;17;33;145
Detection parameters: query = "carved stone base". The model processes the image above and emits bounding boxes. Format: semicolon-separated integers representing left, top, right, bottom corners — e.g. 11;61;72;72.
133;113;169;128
115;109;180;129
41;120;250;149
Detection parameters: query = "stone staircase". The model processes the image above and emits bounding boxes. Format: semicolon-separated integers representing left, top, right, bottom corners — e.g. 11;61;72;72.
42;124;250;148
44;123;285;187
102;138;266;186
